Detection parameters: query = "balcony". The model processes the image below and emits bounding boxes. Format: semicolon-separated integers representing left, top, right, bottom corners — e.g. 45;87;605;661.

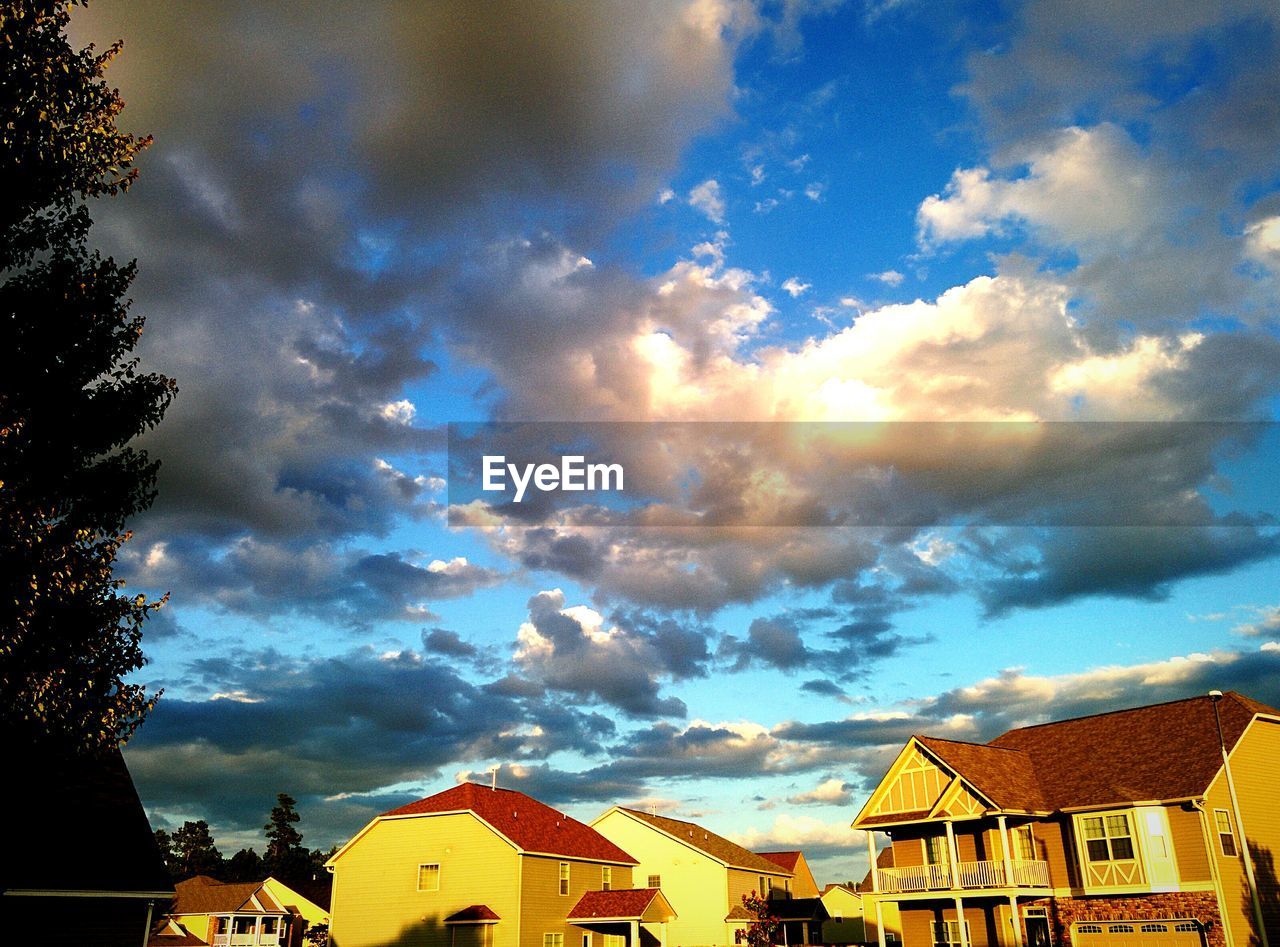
875;859;1050;893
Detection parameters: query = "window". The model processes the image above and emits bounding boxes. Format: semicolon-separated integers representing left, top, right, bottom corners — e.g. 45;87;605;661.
602;866;612;891
418;863;441;891
1110;925;1134;934
1174;923;1200;933
233;918;255;935
1013;825;1036;861
1077;926;1103;934
759;875;766;894
604;936;625;947
1140;925;1168;933
545;935;565;947
559;862;570;895
934;920;971;947
261;918;278;935
583;935;590;947
648;874;661;888
1215;809;1239;857
1081;814;1135;861
924;835;948;865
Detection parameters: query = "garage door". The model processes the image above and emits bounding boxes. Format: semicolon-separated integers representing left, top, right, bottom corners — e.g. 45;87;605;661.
1073;920;1204;947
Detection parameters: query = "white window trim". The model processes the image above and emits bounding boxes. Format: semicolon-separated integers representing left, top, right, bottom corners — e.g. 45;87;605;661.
417;862;441;892
559;861;570;896
1214;809;1239;858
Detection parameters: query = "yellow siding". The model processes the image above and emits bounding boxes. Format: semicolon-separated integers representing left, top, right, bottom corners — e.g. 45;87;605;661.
1206;717;1280;947
263;877;331;927
821;888;866;944
726;866;789;908
329;812;521;947
171;914;216;944
789;854;821;898
1166;805;1210;884
518;856;634;947
871;746;952;817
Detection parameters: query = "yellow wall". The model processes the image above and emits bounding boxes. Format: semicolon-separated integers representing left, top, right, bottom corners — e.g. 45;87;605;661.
594;810;752;947
329;812;521;947
517;855;633;947
788;855;820;899
264;877;331;928
1206;717;1280;947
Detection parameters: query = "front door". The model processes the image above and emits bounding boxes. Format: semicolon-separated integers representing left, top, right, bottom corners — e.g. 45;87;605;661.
1026;916;1051;947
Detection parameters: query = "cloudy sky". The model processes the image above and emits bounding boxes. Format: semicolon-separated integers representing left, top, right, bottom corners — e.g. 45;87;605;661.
71;0;1280;882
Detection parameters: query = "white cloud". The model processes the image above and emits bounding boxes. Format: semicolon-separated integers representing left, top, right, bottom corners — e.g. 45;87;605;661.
870;269;904;287
804;182;825;201
781;276;811;297
689;178;727;223
787;777;854;806
379;399;417;424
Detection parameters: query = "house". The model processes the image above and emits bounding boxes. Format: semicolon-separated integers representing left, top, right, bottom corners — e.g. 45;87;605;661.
758;852;821;898
821;884;868;944
325;783;674;947
0;735;173;946
591;807;794;947
153;875;329;947
851;691;1280;947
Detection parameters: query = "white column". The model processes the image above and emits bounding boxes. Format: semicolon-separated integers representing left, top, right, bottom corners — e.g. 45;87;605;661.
867;831;880;892
945;820;961;889
998;816;1015;888
254;916;263;946
631;920;640;947
875;900;887;947
954;898;969;947
1008;897;1023;947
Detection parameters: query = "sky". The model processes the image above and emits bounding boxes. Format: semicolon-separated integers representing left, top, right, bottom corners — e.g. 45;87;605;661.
69;0;1280;884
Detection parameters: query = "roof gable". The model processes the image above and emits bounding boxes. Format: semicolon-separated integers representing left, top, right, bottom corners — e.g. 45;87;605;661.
377;783;637;864
569;888;676;922
607;808;788;874
171;877;286;916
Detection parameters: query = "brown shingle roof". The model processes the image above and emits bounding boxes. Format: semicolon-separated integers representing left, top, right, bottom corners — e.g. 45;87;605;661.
384;783;637;864
986;691;1274;809
569;889;669;920
916;737;1048;811
890;691;1276;818
171;877;285;916
614;808;788;874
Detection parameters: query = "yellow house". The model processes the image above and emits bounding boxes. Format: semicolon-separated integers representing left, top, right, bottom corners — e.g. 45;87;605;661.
326;783;674;947
154;874;328;947
590;807;795;947
851;691;1280;947
821;884;868;944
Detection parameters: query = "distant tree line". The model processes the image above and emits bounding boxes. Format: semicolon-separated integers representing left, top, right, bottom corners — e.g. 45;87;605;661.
154;793;337;888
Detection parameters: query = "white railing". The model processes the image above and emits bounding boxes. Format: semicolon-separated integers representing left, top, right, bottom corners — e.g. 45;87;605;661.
1011;859;1051;887
877;858;1049;892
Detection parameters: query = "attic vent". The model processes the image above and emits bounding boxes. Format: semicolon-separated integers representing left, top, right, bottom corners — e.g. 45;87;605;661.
513;811;518;818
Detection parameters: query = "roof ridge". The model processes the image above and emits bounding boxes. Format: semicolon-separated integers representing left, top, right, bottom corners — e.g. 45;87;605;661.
992;692;1219;736
918;735;1025;752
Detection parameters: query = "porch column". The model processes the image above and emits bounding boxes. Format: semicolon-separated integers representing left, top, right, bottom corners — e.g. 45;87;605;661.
998;816;1015;887
945;819;961;889
954;898;969;947
867;831;880;892
1008;897;1023;947
255;916;263;946
875;900;887;947
631;920;640;947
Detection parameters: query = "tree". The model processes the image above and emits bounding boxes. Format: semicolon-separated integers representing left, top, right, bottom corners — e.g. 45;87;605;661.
304;922;329;947
225;846;266;883
735;891;781;947
0;1;176;752
264;793;309;879
169;820;224;880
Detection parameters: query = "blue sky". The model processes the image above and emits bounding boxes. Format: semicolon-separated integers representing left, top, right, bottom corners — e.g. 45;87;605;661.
72;0;1280;883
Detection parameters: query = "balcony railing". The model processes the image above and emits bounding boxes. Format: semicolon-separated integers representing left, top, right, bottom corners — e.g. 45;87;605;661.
876;858;1049;893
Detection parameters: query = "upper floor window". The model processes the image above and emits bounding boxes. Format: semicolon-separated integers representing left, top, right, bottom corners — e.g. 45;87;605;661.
559;862;570;895
417;863;441;891
602;866;612;890
1214;809;1239;857
648;874;661;888
924;835;948;865
1081;813;1134;861
1012;825;1036;861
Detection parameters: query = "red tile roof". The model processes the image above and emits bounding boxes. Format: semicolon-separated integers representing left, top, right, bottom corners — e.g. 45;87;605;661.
569;889;668;920
383;783;637;864
613;808;787;873
757;851;802;872
900;691;1278;816
445;905;501;923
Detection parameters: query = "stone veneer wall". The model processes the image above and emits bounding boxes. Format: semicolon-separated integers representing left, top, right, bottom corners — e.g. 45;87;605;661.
1038;893;1225;947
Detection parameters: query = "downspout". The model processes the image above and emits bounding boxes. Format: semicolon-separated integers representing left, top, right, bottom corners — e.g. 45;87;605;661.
1192;799;1234;947
142;899;155;947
